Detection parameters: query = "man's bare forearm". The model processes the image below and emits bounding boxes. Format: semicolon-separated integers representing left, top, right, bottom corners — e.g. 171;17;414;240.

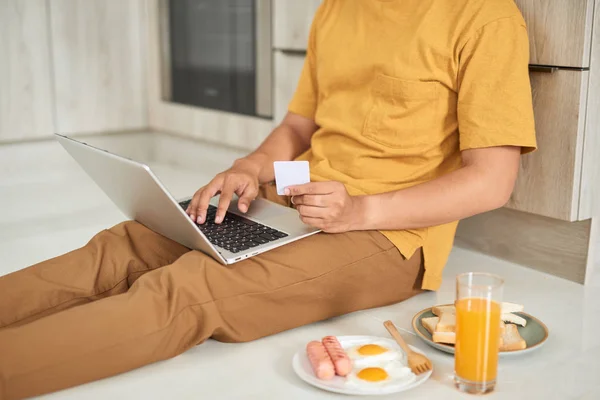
357;166;505;230
355;147;521;231
235;114;316;184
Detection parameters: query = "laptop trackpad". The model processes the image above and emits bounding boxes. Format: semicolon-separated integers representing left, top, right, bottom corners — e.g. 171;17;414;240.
228;198;290;220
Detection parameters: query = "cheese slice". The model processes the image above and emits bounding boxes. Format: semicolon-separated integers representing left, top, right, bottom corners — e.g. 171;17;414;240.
501;313;527;327
501;302;524;314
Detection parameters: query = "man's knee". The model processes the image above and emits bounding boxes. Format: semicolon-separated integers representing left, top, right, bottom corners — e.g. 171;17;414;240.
103;221;162;243
84;221;150;249
109;220;144;234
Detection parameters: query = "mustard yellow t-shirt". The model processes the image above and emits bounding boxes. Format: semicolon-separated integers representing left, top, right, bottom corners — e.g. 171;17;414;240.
289;0;537;290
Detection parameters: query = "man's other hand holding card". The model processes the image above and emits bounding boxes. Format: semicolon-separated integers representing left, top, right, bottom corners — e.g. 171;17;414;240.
274;161;362;233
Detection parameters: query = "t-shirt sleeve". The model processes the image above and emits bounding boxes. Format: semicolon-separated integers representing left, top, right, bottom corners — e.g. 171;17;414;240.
287;5;323;120
457;16;537;154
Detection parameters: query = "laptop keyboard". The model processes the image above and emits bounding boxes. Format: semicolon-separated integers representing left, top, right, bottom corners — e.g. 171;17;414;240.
179;200;288;254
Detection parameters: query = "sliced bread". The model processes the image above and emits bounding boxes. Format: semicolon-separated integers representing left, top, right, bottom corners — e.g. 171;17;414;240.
501;313;527;327
432;331;456;345
432;305;455;316
421;317;439;335
499;324;527;351
436;312;456;332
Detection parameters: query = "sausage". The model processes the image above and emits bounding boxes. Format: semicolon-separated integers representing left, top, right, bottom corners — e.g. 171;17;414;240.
306;341;335;380
322;336;353;377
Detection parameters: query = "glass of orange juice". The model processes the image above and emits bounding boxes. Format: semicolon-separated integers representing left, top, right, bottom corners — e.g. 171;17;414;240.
454;272;504;394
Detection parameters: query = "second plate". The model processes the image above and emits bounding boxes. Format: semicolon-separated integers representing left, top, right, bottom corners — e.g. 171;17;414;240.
411;305;549;357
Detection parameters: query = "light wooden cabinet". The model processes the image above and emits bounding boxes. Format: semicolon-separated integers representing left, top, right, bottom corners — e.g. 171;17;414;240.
507;69;589;221
507;0;600;221
274;51;306;123
273;0;321;51
579;4;600;220
49;0;147;134
0;0;55;141
514;0;595;68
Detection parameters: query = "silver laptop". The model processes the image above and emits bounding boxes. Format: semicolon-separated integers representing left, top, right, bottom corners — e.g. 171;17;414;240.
55;134;320;264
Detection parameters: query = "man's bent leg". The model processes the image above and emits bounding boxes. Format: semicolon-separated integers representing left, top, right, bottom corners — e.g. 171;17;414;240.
0;221;189;329
0;229;422;399
0;182;284;328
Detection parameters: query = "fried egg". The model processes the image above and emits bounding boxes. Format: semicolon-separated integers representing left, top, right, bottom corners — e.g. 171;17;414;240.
345;341;403;366
345;361;416;388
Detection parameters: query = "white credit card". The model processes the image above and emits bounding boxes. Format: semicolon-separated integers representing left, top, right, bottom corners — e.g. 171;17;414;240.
274;161;310;195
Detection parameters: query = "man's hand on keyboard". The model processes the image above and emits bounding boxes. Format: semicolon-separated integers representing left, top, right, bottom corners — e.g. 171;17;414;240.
186;159;262;225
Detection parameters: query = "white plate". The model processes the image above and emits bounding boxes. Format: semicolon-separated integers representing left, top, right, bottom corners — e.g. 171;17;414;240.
292;335;432;396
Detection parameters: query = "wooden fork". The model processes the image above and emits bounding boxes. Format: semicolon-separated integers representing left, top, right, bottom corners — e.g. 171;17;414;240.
384;320;433;375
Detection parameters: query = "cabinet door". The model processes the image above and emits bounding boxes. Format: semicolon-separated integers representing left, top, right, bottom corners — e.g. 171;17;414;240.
579;4;600;220
0;0;54;141
49;0;146;134
506;69;588;221
273;0;321;51
274;51;307;123
514;0;594;68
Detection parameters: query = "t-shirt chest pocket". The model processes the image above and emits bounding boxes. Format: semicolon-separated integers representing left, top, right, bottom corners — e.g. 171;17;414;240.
363;74;440;148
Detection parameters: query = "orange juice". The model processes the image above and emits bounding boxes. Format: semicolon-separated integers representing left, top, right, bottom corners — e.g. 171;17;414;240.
454;297;501;384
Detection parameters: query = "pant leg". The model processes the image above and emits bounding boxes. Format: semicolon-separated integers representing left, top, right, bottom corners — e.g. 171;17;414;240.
0;221;189;329
0;227;423;399
0;182;278;330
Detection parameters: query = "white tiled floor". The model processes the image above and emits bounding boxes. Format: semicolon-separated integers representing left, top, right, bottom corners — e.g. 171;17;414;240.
2;132;600;399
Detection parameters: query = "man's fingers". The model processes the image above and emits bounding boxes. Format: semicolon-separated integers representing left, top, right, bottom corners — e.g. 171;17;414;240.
296;205;327;219
237;184;258;213
292;194;327;207
216;181;237;223
194;181;222;224
187;187;205;221
286;182;336;196
186;198;194;214
299;215;325;229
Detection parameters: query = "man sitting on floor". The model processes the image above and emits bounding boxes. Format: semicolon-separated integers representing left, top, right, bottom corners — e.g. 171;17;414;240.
0;0;536;398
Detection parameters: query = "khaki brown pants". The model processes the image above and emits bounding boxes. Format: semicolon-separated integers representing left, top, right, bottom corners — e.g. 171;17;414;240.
0;184;424;400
